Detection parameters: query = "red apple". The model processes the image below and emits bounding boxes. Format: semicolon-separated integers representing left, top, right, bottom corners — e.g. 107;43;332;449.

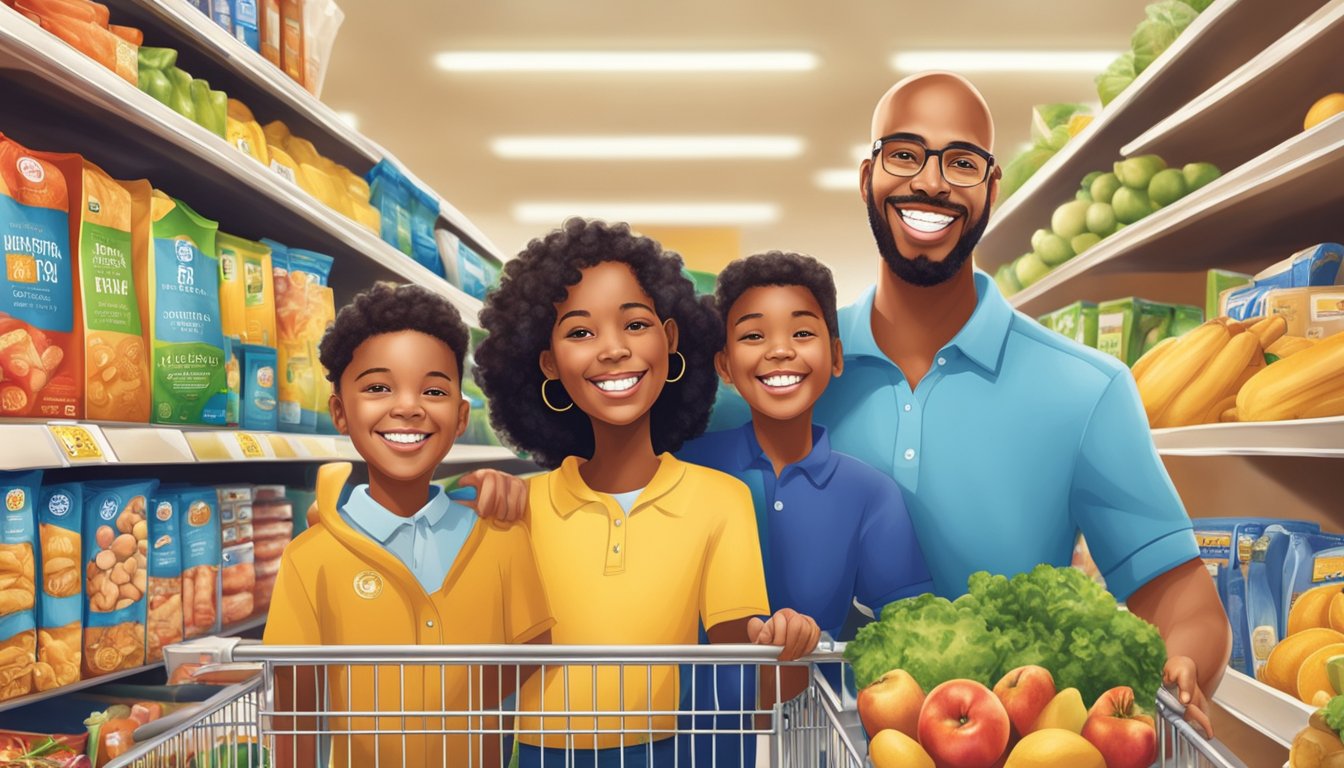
917;679;1011;768
992;665;1056;738
858;669;925;739
1081;686;1157;768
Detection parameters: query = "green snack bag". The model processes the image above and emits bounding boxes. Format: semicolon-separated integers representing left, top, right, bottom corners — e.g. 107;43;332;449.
1171;304;1205;338
1036;311;1055;333
145;192;228;425
1206;269;1252;319
1097;298;1173;365
1081;304;1099;348
166;67;196;122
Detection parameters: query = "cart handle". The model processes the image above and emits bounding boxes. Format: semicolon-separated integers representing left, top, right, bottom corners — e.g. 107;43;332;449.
232;641;849;665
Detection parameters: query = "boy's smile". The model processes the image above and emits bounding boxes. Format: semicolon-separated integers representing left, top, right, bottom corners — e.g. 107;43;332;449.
716;284;842;423
331;330;470;489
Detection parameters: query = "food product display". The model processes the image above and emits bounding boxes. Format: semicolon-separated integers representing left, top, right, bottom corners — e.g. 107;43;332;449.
36;482;81;690
1095;0;1213;106
145;494;182;663
177;486;221;639
0;471;41;702
80;480;152;678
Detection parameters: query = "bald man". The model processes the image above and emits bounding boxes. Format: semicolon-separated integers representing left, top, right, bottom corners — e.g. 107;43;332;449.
707;72;1229;733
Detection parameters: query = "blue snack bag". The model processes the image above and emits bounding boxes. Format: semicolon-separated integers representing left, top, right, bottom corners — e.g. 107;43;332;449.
82;480;156;677
233;0;261;51
0;471;41;701
36;480;81;690
146;493;183;661
177;486;222;638
241;344;279;431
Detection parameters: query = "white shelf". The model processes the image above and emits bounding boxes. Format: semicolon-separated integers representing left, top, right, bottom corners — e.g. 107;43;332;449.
1212;667;1314;749
1124;0;1344;171
1006;115;1344;317
101;0;509;265
0;4;483;324
0;420;520;470
1152;417;1344;458
976;0;1325;274
0;615;266;714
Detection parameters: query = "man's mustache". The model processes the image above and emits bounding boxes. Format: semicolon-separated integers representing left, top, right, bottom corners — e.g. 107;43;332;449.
884;194;968;219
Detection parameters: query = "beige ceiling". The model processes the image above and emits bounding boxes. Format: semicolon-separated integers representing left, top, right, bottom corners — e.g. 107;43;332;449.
322;0;1154;305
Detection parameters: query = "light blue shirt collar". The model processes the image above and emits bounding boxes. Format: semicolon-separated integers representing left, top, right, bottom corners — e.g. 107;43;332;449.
344;484;450;543
840;269;1013;375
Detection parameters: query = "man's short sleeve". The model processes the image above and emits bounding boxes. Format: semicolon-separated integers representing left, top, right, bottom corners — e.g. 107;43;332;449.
856;472;935;612
501;525;556;644
1071;371;1199;602
263;554;322;645
700;477;771;630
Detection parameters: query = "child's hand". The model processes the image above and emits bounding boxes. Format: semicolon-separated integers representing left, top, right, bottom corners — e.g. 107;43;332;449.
748;608;820;661
456;468;528;523
1164;655;1213;739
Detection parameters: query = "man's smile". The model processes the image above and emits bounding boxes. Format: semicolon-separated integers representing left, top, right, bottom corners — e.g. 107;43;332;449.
889;200;964;244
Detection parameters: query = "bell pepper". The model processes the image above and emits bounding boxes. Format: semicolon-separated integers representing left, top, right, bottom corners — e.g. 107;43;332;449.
189;78;226;137
166;66;196;123
209;88;229;139
136;45;177;71
137;68;172;106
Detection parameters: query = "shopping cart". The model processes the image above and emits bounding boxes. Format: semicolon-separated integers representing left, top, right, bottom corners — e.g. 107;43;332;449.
106;641;1247;768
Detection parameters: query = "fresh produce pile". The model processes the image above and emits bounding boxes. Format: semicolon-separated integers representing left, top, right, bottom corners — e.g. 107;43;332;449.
860;664;1159;768
994;155;1221;297
1096;0;1214;107
1133;316;1344;425
1263;583;1344;708
996;104;1093;204
845;565;1167;707
1292;694;1344;768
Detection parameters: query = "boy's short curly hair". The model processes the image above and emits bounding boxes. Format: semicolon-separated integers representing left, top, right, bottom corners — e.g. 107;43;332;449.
715;251;839;339
475;218;721;469
318;281;470;389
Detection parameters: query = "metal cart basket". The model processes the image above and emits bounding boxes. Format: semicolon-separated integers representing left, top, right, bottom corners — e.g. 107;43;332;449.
107;642;1247;768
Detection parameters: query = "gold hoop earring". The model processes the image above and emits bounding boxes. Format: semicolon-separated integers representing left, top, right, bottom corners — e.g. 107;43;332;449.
667;351;687;383
541;378;573;413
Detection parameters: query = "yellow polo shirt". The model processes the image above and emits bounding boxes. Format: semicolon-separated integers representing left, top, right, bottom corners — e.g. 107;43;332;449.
517;453;770;750
264;464;555;767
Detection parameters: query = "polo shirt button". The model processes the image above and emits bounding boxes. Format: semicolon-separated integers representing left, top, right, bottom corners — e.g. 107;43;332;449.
904;448;915;460
614;518;622;527
937;357;947;366
903;404;911;412
426;620;434;628
613;544;621;554
773;500;783;511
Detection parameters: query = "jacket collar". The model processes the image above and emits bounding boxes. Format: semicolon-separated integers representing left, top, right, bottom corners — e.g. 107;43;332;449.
547;452;688;518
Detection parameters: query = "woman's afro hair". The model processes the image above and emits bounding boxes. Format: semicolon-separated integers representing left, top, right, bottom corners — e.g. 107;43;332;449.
318;281;470;388
715;251;839;338
474;218;721;469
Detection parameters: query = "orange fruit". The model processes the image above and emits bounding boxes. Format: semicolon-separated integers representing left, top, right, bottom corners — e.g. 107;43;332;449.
1264;628;1344;695
1290;584;1344;635
1305;94;1344;131
1297;643;1344;704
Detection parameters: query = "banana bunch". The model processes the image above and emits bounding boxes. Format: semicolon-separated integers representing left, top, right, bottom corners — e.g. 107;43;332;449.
1238;330;1344;422
1134;316;1287;428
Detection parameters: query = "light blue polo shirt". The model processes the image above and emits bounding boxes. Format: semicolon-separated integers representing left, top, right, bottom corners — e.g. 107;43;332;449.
339;484;476;595
707;270;1197;602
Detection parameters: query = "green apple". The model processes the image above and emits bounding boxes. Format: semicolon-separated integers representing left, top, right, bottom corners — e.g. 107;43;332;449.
1037;233;1075;267
1089;172;1122;204
1148;168;1189;207
1051;200;1091;240
1182;162;1222;192
1080;170;1103;192
1031;228;1052;252
1085;202;1116;235
995;263;1023;296
1015;252;1052;288
1113;154;1168;190
1112;187;1152;224
1071;233;1102;254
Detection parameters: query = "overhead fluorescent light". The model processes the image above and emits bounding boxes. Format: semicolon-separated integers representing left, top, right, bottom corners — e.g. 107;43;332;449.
514;203;779;226
333;111;359;130
492;136;804;160
891;50;1120;73
435;51;818;73
815;168;858;191
852;143;872;164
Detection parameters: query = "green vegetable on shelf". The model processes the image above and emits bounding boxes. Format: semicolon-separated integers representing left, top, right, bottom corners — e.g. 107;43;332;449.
137;68;173;106
166;66;196;123
210;88;229;138
136;46;178;72
1324;693;1344;734
844;565;1168;708
998;147;1056;202
1096;51;1136;107
189;78;226;138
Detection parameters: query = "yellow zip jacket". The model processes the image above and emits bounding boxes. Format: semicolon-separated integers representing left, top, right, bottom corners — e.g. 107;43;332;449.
264;463;554;767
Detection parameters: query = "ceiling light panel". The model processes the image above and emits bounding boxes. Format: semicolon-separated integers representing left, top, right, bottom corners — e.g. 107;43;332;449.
436;51;818;73
514;203;780;226
492;136;805;160
891;50;1121;73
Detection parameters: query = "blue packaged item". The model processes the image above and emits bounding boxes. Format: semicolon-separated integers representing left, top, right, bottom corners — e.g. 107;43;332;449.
209;0;234;33
241;344;278;432
146;493;182;661
175;486;222;638
1253;243;1344;289
457;242;489;300
233;0;260;52
82;480;157;676
367;160;413;256
410;187;445;278
0;471;41;700
186;0;210;12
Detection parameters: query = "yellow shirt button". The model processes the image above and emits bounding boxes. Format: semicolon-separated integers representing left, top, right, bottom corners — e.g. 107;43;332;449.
614;518;623;527
613;544;621;554
426;620;435;628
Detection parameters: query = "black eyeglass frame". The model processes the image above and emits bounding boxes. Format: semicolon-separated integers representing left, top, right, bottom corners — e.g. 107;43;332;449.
870;132;997;187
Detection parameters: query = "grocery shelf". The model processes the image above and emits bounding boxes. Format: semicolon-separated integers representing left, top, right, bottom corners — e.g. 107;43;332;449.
1152;417;1344;458
0;615;267;715
0;420;521;470
100;0;509;265
1124;0;1344;172
1005;115;1344;317
0;5;483;324
1211;667;1314;749
975;0;1325;275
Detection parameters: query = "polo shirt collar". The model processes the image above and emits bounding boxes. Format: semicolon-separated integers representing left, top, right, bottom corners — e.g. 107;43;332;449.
841;269;1012;375
736;421;840;487
548;452;688;518
344;484;449;543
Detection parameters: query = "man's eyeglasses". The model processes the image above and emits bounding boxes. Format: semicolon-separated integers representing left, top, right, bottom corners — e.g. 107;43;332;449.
871;133;995;188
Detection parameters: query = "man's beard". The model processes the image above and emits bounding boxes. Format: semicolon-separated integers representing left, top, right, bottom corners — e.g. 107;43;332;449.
866;178;992;287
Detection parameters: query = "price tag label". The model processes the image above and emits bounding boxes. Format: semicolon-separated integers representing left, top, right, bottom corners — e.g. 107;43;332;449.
235;432;265;458
47;424;105;464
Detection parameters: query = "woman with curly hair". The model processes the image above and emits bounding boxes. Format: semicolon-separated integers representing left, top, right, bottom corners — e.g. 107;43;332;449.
476;218;819;767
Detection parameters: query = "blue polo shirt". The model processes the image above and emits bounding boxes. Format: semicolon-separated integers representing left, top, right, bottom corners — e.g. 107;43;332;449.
707;270;1198;602
678;422;933;635
339;484;475;595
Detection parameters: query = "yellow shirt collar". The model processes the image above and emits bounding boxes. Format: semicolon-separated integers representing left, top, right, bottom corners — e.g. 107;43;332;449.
546;452;687;518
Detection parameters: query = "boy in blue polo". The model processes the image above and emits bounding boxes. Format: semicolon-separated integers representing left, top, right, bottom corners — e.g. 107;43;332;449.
677;251;933;765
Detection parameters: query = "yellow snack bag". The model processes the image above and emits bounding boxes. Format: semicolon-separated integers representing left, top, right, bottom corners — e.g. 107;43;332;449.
218;234;277;347
262;120;291;149
300;163;351;216
349;197;380;233
285;136;322;168
336;165;371;202
225;116;270;167
266;143;302;188
217;234;246;342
